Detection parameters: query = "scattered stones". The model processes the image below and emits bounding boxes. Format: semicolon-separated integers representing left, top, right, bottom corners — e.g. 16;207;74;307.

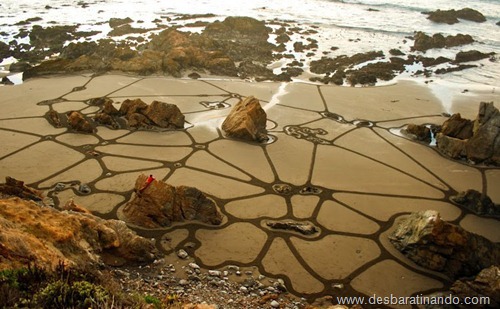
266;220;319;235
389;210;500;279
123;174;223;228
221;96;268;142
450;189;500;218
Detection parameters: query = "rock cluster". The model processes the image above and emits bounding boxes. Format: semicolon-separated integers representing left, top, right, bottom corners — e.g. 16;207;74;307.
389;210;500;280
423;8;486;24
450;189;500;218
0;180;157;270
412;32;474;52
436;102;500;165
221;96;268;142
123;174;223;228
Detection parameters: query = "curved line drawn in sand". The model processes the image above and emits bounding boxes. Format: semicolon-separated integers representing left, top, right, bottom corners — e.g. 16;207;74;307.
0;74;498;302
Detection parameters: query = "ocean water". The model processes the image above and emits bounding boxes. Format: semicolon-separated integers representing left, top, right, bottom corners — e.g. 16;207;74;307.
1;0;499;107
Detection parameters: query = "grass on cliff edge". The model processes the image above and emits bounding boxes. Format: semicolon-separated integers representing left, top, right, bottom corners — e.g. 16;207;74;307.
0;262;181;309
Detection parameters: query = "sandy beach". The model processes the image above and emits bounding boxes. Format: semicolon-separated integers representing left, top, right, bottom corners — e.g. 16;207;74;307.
0;73;498;305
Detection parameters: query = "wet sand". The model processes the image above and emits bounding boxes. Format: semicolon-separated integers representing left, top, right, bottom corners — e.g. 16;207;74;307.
0;74;498;305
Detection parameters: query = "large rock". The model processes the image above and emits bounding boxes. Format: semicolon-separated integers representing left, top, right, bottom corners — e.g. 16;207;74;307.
221;96;268;142
403;124;431;142
466;102;500;164
144;100;185;129
66;111;94;133
0;196;157;270
451;190;500;218
122;174;223;228
412;32;474;52
436;102;500;165
389;210;500;279
0;176;43;201
455;50;495;63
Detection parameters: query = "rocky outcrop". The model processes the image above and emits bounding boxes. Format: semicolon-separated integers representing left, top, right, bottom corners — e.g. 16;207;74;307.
451;190;500;218
466;102;500;164
221;96;268;142
412;32;474;52
0;195;157;270
66;111;94;133
123;174;223;228
424;8;486;24
0;176;43;201
455;50;495;63
389;210;500;280
436;102;500;165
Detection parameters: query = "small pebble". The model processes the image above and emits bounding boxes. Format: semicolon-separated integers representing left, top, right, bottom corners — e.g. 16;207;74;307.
271;300;280;308
177;249;189;259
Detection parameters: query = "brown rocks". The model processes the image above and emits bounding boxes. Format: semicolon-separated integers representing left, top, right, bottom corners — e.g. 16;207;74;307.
436;102;500;165
66;111;94;133
412;32;474;52
424;8;486;24
0;176;43;201
404;124;431;142
145;100;185;129
390;210;500;279
455;50;495;63
221;96;268;142
451;189;500;218
123;174;223;228
47;110;62;128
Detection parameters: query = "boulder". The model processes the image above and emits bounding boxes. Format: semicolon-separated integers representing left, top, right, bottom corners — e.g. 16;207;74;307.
266;220;318;235
221;96;268;142
412;32;474;52
451;189;500;218
122;174;223;228
466;102;500;164
66;111;94;133
389;210;500;279
119;98;148;117
144;100;185;129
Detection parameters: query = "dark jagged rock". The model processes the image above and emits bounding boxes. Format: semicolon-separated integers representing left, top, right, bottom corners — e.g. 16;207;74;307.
66;111;94;133
0;41;9;62
238;60;276;81
451;189;500;218
389;210;500;280
0;176;43;201
412;32;474;52
435;64;477;75
346;58;406;86
455;50;495;63
123;174;223;228
436;134;467;159
46;110;62;128
119;98;148;116
108;24;150;37
1;76;14;85
109;17;134;28
9;61;33;72
416;55;451;67
221;96;268;142
266;220;318;235
389;49;405;56
424;8;486;24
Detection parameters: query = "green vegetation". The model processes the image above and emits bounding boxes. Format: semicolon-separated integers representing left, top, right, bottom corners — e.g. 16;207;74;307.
0;261;162;309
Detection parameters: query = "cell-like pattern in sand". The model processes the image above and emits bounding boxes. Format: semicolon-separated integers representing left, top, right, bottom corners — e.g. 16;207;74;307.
0;74;498;301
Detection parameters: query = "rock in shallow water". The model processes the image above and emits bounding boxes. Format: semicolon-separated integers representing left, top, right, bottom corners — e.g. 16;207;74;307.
451;189;500;218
